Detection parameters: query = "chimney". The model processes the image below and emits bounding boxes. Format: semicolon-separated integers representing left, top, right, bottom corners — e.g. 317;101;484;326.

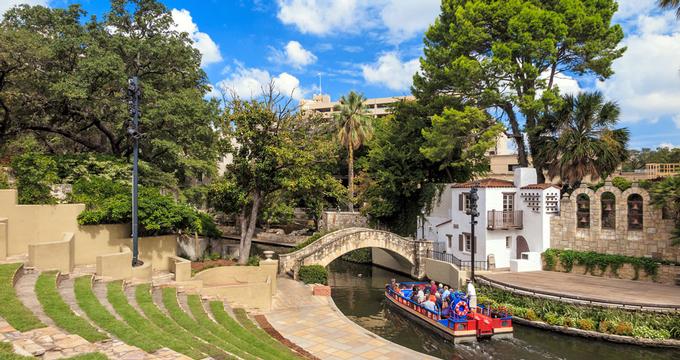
513;167;537;188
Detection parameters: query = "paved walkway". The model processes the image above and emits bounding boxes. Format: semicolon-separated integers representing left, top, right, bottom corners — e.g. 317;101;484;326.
264;278;437;360
481;271;680;308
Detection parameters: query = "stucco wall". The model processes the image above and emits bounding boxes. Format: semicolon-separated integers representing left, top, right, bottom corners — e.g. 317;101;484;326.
96;247;133;280
28;234;74;273
550;183;679;262
424;258;467;290
0;218;7;259
371;248;413;275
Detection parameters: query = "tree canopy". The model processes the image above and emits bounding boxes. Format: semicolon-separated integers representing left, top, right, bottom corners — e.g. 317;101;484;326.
414;0;625;182
0;0;221;185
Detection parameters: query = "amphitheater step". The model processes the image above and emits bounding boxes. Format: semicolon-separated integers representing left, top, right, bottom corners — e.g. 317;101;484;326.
92;280;125;321
176;291;195;320
14;269;55;327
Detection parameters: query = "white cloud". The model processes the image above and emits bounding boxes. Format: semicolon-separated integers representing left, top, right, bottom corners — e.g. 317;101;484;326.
0;0;48;17
380;0;440;44
536;70;582;98
596;30;680;125
270;41;317;69
171;9;222;66
674;115;680;129
217;62;305;100
361;52;419;91
659;142;680;149
276;0;439;43
613;0;657;22
276;0;372;36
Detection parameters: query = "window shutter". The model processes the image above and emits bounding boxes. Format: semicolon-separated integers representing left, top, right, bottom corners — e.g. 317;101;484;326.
458;193;463;211
458;234;463;251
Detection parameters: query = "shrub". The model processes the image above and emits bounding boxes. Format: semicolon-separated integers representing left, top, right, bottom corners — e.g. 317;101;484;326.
544;313;563;326
525;309;538;321
577;319;595;331
633;326;671;340
0;170;9;189
11;152;58;204
298;265;328;285
543;248;663;279
598;320;611;333
611;177;632;192
246;256;260;266
197;212;222;238
613;321;634;336
543;249;557;271
76;179;202;236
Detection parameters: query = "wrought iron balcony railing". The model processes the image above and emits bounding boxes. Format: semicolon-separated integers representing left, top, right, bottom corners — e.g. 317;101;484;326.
487;210;523;230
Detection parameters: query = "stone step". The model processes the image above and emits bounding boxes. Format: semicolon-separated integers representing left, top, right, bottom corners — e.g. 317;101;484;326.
92;280;125;321
15;269;56;327
176;291;195;320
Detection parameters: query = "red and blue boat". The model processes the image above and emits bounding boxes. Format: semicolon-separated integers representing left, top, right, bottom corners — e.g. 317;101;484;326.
385;281;513;343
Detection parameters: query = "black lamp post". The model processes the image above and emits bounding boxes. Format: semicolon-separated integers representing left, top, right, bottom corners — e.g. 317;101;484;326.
127;77;143;267
466;185;479;282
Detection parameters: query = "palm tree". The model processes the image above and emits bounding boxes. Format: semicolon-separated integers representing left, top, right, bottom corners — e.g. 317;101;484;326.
334;91;373;211
659;0;680;18
535;91;629;188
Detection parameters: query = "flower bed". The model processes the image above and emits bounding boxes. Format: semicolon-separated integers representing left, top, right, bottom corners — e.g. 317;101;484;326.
478;285;680;342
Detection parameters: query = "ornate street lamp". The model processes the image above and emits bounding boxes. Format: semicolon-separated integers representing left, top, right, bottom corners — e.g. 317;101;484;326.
466;184;479;282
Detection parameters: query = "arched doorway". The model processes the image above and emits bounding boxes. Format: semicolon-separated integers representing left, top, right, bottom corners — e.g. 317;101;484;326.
516;236;529;259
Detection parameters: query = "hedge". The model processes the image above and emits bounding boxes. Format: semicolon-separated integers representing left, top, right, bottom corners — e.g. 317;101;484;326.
542;248;672;279
298;265;328;285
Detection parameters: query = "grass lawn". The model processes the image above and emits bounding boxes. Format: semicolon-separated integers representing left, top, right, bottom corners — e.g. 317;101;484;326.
73;276;160;353
106;281;204;359
161;287;247;359
187;295;298;360
35;272;107;342
210;302;298;358
0;263;44;331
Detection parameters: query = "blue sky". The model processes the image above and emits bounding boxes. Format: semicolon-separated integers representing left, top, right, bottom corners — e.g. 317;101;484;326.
2;0;680;150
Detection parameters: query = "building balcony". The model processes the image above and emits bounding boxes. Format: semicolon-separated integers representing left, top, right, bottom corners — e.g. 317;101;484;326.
487;210;523;230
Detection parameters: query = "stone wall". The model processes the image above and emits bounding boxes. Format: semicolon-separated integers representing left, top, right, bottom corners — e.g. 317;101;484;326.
550;182;679;262
319;211;367;231
546;257;679;285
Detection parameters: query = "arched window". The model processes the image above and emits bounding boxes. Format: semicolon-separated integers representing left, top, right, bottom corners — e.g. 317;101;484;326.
577;194;590;228
601;192;616;229
628;194;643;230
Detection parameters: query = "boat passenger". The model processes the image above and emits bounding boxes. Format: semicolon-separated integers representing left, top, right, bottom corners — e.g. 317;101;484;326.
442;286;450;301
417;288;426;303
441;300;452;318
466;279;477;313
429;280;437;294
423;295;437;312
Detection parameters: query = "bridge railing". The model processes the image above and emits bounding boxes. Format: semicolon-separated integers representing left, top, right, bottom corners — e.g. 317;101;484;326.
427;250;488;271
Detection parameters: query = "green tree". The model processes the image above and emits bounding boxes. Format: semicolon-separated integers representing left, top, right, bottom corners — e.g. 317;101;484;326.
0;1;221;184
11;153;58;204
648;175;680;245
209;86;342;264
333;91;373;211
420;106;503;180
414;0;625;182
659;0;680;17
535;92;629;187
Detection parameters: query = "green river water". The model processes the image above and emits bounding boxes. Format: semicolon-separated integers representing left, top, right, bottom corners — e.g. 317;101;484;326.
327;259;680;360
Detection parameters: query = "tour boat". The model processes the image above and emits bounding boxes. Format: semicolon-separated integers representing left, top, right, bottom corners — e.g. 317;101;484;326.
384;281;513;343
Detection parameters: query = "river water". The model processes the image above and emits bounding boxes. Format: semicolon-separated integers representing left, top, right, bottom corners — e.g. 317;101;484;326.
327;260;680;360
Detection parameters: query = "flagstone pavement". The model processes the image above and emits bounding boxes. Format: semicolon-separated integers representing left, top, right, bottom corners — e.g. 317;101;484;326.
264;278;439;360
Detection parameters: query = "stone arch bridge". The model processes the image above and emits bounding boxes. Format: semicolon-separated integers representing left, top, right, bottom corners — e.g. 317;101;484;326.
278;227;433;279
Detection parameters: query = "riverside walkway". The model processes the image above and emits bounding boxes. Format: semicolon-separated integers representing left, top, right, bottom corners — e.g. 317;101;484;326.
264;278;437;360
480;271;680;310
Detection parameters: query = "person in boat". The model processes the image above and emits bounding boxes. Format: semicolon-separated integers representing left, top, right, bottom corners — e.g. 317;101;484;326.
442;285;451;301
429;280;437;294
417;288;426;303
466;279;477;313
423;294;437;312
441;299;452;318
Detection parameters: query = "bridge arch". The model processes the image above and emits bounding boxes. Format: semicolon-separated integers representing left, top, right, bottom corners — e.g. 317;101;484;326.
279;227;432;279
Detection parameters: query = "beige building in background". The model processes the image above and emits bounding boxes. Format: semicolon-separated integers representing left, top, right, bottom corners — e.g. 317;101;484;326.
300;94;414;118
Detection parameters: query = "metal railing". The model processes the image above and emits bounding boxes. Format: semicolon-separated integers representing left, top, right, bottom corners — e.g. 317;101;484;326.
487;210;523;230
427;250;488;271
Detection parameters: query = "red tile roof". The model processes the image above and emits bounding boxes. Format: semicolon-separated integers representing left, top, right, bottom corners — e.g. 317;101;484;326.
521;183;560;190
451;178;515;189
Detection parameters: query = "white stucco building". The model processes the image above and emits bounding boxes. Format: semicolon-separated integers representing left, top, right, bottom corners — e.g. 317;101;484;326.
422;168;560;271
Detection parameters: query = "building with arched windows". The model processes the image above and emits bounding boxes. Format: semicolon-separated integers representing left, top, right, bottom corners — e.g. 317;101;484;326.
550;181;678;263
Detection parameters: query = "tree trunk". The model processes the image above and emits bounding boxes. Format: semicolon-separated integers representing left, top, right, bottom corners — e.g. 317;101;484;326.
348;143;354;212
238;190;261;265
503;104;529;167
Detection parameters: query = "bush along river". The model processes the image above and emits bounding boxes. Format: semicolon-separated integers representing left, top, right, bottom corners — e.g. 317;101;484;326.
327;259;680;360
